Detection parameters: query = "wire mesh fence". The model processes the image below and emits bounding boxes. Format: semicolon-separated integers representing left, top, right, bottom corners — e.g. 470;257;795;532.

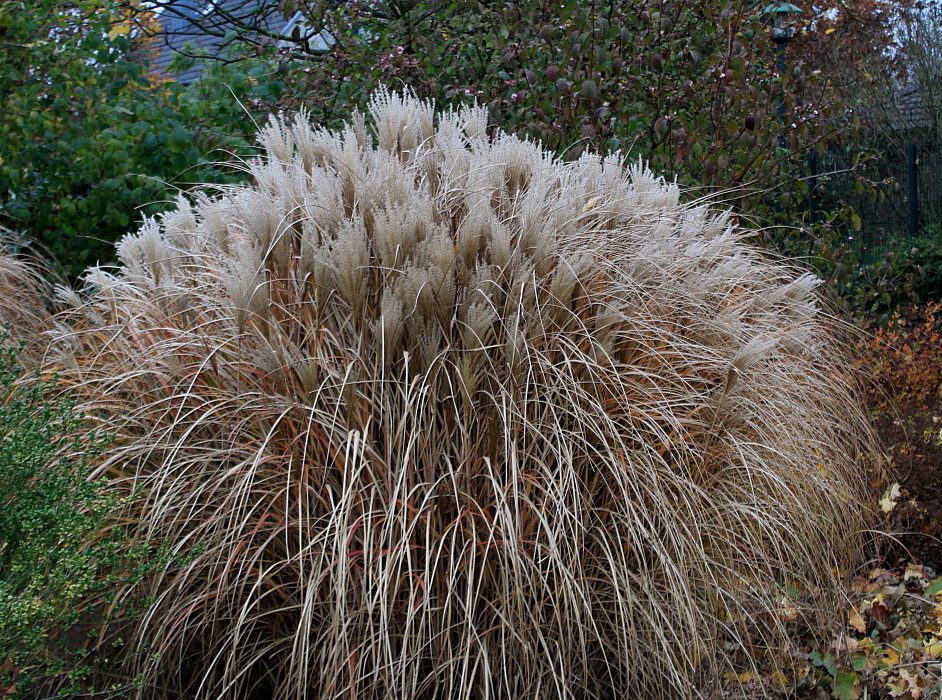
810;143;942;264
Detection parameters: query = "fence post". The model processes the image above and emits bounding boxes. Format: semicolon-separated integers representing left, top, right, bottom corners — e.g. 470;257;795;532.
907;144;918;239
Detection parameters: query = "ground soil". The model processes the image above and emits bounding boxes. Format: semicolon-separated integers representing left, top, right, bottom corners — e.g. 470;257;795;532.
875;408;942;571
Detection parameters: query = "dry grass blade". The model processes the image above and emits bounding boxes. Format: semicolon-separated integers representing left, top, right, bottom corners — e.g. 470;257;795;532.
0;239;50;365
46;87;877;698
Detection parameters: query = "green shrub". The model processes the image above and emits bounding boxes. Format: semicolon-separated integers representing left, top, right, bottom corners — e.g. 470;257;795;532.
48;89;877;697
911;232;942;303
287;0;844;207
0;334;171;698
0;339;103;694
0;0;282;276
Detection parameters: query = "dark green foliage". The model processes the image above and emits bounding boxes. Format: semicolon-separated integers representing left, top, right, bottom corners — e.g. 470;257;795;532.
0;0;279;276
842;242;923;322
0;0;909;314
755;204;923;322
911;232;942;303
284;0;844;211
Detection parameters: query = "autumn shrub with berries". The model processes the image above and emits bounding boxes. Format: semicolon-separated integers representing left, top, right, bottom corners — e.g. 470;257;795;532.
858;303;942;413
46;89;877;698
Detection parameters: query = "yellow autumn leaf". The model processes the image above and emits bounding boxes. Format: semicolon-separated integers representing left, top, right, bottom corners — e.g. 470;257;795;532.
723;671;756;684
770;670;788;687
925;638;942;657
825;27;836;35
882;647;900;666
848;606;866;634
107;23;130;41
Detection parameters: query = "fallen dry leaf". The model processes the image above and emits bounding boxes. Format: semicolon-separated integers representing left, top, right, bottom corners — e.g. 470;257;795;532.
881;483;902;513
849;606;867;633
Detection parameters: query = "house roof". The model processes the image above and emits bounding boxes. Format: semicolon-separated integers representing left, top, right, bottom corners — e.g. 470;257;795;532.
857;82;935;136
894;84;934;132
152;0;293;83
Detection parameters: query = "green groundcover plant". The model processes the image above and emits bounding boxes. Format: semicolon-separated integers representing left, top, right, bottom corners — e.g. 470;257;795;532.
43;89;879;698
0;335;110;696
0;328;179;698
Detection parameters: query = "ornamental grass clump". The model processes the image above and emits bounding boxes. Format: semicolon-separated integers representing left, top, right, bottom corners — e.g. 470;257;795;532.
48;89;875;698
0;245;48;362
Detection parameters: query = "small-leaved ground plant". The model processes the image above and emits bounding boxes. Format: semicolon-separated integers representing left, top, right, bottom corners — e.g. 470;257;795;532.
0;336;105;696
47;89;878;698
0;332;157;698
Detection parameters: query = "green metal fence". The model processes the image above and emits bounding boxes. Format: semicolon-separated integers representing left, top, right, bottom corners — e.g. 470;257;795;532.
810;143;942;263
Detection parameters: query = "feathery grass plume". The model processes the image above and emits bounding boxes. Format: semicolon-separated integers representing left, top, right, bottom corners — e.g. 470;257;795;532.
47;87;877;698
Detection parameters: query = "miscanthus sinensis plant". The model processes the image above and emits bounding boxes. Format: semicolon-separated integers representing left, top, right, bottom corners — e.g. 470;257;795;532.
47;89;875;698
